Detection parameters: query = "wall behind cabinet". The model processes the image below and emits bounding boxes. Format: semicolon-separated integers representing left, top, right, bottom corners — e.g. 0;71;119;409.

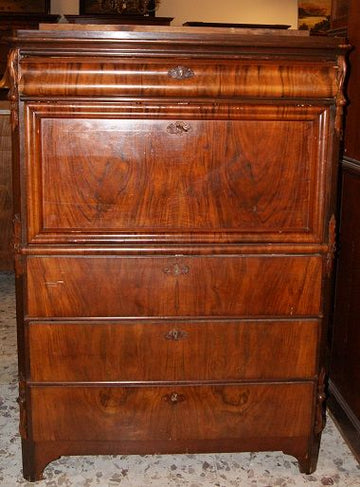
157;0;298;27
50;0;298;28
51;0;78;14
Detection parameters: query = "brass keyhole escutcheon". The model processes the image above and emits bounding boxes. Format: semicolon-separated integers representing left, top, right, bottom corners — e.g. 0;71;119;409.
165;329;188;341
163;392;186;405
168;65;195;80
163;263;190;276
166;121;192;136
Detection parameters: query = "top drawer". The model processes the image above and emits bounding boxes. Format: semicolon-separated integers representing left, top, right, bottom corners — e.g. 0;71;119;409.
19;57;339;99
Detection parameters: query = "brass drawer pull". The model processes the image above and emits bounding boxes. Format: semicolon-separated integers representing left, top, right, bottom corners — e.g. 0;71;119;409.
163;392;186;405
168;65;195;80
166;121;192;136
163;263;190;276
165;329;188;341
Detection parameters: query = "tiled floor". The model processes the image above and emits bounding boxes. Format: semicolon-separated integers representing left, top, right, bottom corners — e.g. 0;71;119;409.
0;271;359;487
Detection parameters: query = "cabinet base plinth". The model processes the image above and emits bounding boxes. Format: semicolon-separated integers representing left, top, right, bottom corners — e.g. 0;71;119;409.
21;436;320;481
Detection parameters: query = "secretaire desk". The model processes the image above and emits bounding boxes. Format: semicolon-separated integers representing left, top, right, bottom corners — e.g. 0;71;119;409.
6;24;347;481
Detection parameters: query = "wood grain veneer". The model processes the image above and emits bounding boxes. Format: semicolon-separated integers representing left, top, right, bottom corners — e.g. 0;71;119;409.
25;104;327;244
29;383;314;442
8;26;347;481
25;255;322;318
0;101;12;269
27;320;319;382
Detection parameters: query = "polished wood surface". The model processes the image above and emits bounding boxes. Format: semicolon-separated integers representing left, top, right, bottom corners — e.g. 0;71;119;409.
0;14;59;265
328;0;360;458
9;27;347;480
25;255;322;317
20;59;338;99
27;320;319;382
327;385;360;463
30;383;314;442
0;101;12;269
330;163;360;423
344;1;360;160
26;104;328;244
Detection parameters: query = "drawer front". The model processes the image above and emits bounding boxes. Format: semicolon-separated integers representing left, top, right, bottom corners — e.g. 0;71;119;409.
20;58;338;99
27;320;319;382
29;383;314;442
26;255;322;318
26;103;328;244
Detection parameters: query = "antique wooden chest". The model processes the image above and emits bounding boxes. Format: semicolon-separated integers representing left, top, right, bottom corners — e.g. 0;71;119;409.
8;25;347;480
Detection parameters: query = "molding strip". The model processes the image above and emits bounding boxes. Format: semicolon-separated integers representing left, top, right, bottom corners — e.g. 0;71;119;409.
342;156;360;171
329;379;360;433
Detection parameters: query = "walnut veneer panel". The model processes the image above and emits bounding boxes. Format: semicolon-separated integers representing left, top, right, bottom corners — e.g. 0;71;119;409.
26;255;322;318
26;104;328;244
19;58;338;99
30;383;314;442
28;320;319;382
0;107;12;270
